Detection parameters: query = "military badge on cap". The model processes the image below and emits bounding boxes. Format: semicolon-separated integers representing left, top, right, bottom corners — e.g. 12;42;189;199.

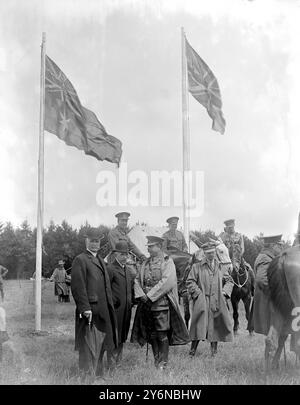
202;242;217;253
260;234;283;245
115;212;130;219
224;219;235;227
146;236;165;246
166;216;179;224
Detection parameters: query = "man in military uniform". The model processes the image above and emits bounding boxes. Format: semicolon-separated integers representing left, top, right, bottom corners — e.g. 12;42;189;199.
252;234;284;335
162;217;188;252
219;219;244;267
131;236;189;370
108;212;146;264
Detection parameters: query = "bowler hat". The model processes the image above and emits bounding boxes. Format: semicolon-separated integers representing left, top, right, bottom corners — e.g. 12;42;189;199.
146;236;164;246
224;219;235;227
166;216;179;224
115;212;130;219
113;241;129;254
84;227;103;240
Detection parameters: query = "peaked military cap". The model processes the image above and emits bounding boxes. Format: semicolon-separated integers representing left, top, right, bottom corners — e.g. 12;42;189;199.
166;216;179;224
224;219;235;227
261;234;283;245
115;212;130;219
202;242;217;253
113;241;129;254
146;236;165;246
84;227;103;240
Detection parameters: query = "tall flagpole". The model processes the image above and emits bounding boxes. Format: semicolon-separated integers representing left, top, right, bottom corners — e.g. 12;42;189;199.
181;27;190;252
35;32;46;331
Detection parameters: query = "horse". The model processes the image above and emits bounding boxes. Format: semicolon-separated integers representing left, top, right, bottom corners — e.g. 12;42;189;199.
230;246;255;335
264;245;300;370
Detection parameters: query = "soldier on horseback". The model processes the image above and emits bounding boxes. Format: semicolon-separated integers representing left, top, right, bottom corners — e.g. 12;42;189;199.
219;219;244;268
162;216;188;252
107;212;147;266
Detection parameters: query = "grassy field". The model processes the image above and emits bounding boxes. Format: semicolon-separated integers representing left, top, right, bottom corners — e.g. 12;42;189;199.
0;279;299;385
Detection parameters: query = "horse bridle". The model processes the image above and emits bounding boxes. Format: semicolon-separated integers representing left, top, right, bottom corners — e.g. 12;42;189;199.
231;261;249;289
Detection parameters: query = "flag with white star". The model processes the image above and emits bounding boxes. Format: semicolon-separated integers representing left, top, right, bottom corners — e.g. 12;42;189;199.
185;38;226;134
44;55;122;165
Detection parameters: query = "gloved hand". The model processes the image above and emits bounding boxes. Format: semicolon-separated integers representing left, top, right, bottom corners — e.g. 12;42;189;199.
82;310;92;325
140;295;149;303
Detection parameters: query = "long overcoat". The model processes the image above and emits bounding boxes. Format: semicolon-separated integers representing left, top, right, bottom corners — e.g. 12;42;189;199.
107;259;134;344
186;257;233;342
71;251;118;352
253;248;276;335
131;254;190;346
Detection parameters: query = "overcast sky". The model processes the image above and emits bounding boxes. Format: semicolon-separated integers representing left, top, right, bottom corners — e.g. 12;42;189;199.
1;0;300;240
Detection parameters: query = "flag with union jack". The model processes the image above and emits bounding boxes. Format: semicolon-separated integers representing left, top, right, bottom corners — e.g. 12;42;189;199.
45;55;122;165
185;38;226;134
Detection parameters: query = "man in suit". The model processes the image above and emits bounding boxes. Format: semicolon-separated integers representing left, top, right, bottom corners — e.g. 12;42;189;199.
107;241;135;365
71;228;118;378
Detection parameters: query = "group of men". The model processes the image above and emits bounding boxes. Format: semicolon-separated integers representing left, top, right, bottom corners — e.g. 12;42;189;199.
69;211;287;380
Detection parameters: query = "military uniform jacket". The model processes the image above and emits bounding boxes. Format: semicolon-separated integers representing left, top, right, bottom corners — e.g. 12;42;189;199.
131;253;190;346
108;226;144;259
162;230;188;252
186;257;233;342
219;231;244;261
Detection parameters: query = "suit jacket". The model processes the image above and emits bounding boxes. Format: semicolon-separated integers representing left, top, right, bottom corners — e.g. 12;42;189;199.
71;250;118;350
107;260;135;343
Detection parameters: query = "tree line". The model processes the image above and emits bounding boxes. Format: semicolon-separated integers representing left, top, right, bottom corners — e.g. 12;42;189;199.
0;220;290;279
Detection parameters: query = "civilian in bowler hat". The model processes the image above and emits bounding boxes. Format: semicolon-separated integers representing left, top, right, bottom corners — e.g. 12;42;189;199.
106;241;135;365
131;235;189;370
71;227;118;377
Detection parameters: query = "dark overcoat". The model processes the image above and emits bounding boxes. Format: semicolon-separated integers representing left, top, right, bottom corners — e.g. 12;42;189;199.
107;259;135;344
71;251;118;352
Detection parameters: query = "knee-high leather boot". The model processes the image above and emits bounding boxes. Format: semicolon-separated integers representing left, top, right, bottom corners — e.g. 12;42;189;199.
150;337;160;368
157;332;169;370
189;340;199;357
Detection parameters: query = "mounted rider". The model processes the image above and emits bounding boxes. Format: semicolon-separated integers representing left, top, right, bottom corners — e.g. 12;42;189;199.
107;212;147;266
219;219;244;268
162;217;188;253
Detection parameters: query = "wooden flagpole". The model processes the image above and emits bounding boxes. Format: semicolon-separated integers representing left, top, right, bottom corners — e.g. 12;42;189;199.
35;32;46;331
181;27;191;252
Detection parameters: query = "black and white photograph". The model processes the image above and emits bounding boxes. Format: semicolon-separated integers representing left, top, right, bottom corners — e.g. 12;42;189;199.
0;0;300;389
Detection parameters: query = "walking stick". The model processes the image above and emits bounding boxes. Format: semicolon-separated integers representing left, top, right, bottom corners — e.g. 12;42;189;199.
283;341;287;369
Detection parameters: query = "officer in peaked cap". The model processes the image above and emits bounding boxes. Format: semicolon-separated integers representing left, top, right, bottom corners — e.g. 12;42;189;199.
251;233;284;336
219;219;244;264
131;234;189;370
107;212;146;264
162;216;188;252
